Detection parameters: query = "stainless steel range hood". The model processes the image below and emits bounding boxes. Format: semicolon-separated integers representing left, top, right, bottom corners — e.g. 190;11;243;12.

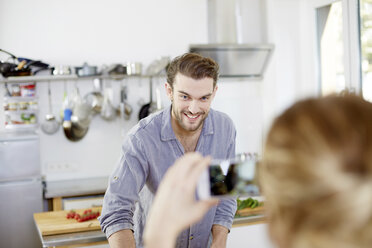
189;43;274;79
190;0;274;79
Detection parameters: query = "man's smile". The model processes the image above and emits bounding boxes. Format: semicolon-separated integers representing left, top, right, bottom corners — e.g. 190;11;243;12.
184;112;202;121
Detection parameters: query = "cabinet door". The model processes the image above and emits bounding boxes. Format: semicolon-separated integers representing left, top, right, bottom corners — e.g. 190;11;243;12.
0;137;40;180
0;179;43;248
227;224;275;248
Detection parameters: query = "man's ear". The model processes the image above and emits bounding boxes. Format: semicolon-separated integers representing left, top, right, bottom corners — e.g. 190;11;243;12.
165;83;173;100
212;85;218;99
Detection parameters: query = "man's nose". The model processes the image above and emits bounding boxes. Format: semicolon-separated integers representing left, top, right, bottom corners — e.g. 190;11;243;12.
188;100;200;114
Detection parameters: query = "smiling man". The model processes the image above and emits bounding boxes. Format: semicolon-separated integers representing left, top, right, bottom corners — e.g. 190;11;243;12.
99;53;237;248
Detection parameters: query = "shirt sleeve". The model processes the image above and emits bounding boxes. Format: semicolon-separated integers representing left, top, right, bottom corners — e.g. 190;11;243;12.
99;135;148;239
213;123;237;230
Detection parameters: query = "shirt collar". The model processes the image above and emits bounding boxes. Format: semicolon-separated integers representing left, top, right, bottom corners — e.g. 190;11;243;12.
160;105;214;141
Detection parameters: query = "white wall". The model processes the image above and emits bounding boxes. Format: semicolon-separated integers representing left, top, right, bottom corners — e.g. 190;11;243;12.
0;0;208;66
0;0;322;180
0;0;208;180
0;0;270;180
261;0;320;138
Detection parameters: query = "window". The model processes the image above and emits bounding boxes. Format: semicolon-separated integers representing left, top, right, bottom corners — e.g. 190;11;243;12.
317;2;346;96
360;0;372;101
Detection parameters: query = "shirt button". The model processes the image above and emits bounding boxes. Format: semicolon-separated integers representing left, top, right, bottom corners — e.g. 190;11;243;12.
189;235;193;240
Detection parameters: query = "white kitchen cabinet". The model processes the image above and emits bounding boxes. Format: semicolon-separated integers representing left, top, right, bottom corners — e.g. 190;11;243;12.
227;224;276;248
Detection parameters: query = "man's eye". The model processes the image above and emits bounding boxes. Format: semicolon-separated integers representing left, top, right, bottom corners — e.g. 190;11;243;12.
201;96;209;101
181;95;188;100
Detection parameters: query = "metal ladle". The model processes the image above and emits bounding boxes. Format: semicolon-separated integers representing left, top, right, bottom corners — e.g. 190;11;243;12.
41;81;60;134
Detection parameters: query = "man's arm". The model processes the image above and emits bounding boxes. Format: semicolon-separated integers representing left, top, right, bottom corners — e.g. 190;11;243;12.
100;135;149;247
108;229;135;248
210;224;229;248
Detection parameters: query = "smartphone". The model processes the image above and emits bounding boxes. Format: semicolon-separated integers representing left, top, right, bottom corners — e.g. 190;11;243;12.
197;153;260;199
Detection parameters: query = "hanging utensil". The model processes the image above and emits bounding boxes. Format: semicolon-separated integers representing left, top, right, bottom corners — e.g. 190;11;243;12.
71;84;91;129
119;80;132;120
63;82;91;141
84;78;104;114
138;76;154;120
41;81;60;135
154;77;163;112
100;80;116;121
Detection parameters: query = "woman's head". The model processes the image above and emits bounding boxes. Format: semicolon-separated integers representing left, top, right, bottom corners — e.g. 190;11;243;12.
261;95;372;248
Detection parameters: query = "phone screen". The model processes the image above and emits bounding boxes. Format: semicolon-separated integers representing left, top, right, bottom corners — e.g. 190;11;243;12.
208;158;259;197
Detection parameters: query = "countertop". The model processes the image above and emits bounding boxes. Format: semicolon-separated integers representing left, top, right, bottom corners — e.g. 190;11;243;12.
35;212;265;248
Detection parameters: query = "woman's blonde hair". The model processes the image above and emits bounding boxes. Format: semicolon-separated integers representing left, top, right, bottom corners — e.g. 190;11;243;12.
260;95;372;248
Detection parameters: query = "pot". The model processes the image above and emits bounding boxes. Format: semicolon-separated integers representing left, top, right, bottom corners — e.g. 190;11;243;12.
107;64;126;75
75;62;98;77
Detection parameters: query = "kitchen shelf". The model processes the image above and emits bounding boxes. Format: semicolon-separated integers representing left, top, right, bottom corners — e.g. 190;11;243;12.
0;74;163;84
5;123;38;130
4;96;38;101
4;109;38;114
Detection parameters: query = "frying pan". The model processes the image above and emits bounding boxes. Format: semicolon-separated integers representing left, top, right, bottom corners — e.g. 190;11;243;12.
138;57;170;120
138;76;154;120
0;49;49;77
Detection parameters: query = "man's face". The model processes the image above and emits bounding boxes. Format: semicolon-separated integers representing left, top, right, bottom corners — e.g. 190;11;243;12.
165;73;217;132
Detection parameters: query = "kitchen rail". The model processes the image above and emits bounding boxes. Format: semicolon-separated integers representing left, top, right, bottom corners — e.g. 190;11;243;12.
0;74;162;84
0;74;260;84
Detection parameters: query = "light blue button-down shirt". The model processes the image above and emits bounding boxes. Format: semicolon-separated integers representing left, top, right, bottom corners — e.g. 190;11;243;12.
99;105;237;248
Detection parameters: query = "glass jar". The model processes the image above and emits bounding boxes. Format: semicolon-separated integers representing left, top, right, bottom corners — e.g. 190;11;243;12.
19;102;28;110
11;84;21;96
28;101;38;110
8;102;18;111
3;102;9;111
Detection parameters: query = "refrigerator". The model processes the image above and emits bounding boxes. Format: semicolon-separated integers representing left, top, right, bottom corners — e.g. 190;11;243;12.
0;132;43;248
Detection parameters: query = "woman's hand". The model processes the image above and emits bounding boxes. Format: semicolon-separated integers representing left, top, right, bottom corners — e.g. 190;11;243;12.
143;153;219;248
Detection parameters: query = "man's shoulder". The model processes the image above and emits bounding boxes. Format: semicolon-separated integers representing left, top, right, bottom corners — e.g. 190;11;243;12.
210;108;235;127
127;110;164;138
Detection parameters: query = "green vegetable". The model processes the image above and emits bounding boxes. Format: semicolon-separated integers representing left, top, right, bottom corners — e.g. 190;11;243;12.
236;197;262;210
250;200;258;208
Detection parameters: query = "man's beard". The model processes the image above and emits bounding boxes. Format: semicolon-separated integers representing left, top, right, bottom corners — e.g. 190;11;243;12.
172;106;208;132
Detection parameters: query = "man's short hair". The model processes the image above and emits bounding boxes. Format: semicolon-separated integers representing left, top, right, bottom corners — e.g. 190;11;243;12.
166;53;219;89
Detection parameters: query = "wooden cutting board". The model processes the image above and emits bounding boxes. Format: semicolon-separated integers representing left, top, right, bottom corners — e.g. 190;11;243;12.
236;206;265;217
33;207;102;236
